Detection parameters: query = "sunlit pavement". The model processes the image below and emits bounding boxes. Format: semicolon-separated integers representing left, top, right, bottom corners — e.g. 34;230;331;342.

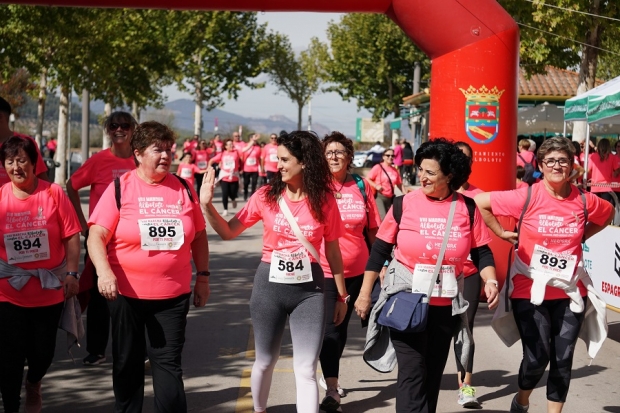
36;185;620;412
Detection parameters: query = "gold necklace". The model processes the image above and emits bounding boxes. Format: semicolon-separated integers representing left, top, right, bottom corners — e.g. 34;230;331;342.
334;174;348;199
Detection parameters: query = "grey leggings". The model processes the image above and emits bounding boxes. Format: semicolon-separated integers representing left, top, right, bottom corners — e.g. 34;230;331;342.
250;261;325;413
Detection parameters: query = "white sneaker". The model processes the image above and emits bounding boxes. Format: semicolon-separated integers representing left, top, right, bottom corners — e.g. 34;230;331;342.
222;210;228;217
320;388;341;411
319;375;346;397
457;384;481;408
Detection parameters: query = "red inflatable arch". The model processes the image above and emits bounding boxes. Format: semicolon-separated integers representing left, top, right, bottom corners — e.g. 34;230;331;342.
8;0;519;282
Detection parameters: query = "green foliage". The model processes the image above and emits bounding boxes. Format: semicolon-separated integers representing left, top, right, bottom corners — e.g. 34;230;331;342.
323;14;430;120
169;11;267;110
263;33;327;129
0;68;35;114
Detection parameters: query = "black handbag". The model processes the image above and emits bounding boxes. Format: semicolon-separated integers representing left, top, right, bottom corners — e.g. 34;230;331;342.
377;193;457;333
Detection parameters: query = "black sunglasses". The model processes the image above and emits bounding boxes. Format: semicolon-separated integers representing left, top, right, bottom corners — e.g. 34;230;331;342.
384;154;395;158
109;123;131;131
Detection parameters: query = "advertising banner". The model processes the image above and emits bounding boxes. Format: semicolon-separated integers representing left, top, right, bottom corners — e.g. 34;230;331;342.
582;225;620;311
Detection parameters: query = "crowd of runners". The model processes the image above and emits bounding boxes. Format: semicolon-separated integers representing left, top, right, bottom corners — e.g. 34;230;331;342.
0;95;616;413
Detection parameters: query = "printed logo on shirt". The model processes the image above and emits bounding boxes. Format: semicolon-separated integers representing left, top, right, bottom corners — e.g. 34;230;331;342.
137;196;181;216
4;211;47;230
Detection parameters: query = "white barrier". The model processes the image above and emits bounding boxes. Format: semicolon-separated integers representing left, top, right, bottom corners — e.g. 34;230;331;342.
583;225;620;311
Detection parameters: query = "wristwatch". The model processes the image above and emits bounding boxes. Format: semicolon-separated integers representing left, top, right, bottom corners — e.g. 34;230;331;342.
66;271;80;280
337;294;351;304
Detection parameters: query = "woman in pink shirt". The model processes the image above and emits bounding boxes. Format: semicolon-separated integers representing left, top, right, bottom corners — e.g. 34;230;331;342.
208;139;241;217
475;137;613;413
176;152;207;188
356;138;498;413
366;148;404;220
0;136;81;413
588;138;620;206
192;140;209;194
88;122;210;413
242;134;262;201
201;130;347;413
318;132;381;411
261;133;280;184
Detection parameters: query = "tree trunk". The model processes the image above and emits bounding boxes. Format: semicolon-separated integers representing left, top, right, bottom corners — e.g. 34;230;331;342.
194;80;203;137
132;101;140;122
573;0;602;143
55;85;69;185
81;88;90;163
35;68;47;149
297;101;303;131
102;102;112;149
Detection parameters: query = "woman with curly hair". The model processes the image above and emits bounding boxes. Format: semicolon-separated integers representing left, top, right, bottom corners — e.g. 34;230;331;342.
201;130;347;413
356;138;499;413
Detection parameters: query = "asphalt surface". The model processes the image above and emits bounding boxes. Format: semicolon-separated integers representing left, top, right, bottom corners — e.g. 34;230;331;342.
31;185;620;413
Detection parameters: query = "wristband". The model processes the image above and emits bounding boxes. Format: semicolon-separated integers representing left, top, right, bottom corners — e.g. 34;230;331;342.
337;294;351;304
196;271;210;277
66;271;80;280
485;279;498;287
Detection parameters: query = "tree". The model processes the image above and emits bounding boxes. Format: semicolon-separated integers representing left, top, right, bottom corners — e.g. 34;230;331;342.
497;0;620;140
264;34;327;130
169;11;267;137
0;67;35;115
323;14;430;120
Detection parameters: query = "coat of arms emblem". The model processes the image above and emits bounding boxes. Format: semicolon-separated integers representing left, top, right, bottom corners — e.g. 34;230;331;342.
459;85;504;144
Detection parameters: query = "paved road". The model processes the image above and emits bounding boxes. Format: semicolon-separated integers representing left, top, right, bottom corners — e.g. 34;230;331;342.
35;186;620;412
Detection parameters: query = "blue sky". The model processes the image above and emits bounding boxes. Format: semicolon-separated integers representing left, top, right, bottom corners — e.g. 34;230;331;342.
162;12;373;135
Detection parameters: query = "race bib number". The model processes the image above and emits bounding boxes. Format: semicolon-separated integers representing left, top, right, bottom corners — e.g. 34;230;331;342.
138;218;184;251
269;153;278;163
180;168;193;179
530;244;577;282
4;229;50;264
197;160;207;169
412;264;458;298
246;157;257;166
269;249;313;284
223;159;235;170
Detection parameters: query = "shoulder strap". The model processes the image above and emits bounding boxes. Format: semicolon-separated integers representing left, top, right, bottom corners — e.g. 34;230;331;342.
351;173;367;204
277;197;320;264
578;188;588;244
378;164;394;193
427;193;458;297
461;194;476;231
114;177;121;210
393;195;404;225
515;185;533;249
174;174;195;203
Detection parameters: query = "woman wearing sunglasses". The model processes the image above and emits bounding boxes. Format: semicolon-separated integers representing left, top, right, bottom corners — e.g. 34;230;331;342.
366;148;404;220
66;111;137;366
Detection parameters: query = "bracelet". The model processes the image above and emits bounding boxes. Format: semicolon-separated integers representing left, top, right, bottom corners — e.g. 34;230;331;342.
66;271;80;280
196;271;210;277
485;279;498;287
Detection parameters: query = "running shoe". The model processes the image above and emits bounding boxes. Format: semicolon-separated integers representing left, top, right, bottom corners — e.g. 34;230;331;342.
82;354;106;365
24;380;42;413
320;388;341;411
222;210;228;217
457;384;480;408
319;375;346;397
510;395;529;413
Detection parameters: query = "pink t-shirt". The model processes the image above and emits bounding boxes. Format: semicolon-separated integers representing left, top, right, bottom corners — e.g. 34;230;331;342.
261;143;279;172
490;182;612;300
377;189;492;306
193;150;209;170
516;180;529;189
211;150;241;182
588;153;620;193
0;133;48;185
243;145;262;173
459;184;484;277
236;186;344;264
393;144;403;167
367;163;402;198
70;148;136;215
0;180;81;307
516;151;536;167
233;141;246;153
88;171;206;299
320;177;381;278
176;163;200;186
213;140;223;153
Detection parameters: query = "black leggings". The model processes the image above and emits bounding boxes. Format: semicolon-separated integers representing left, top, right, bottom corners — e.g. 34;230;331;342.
220;180;239;211
512;298;586;403
243;171;259;200
455;273;480;376
319;274;364;378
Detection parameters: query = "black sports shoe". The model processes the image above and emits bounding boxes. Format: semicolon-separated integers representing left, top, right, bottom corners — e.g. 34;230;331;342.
82;354;106;365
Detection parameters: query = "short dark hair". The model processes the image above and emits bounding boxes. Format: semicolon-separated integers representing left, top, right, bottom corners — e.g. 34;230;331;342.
0;96;11;117
537;137;575;164
0;135;38;173
516;165;525;180
414;137;471;190
131;121;176;167
103;111;137;131
322;131;354;169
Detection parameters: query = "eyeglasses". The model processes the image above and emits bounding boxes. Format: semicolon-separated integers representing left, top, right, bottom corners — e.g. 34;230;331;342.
384;154;395;158
109;123;131;131
325;150;347;159
542;158;570;168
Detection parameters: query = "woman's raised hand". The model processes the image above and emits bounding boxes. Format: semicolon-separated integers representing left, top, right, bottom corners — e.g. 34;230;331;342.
200;167;217;206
